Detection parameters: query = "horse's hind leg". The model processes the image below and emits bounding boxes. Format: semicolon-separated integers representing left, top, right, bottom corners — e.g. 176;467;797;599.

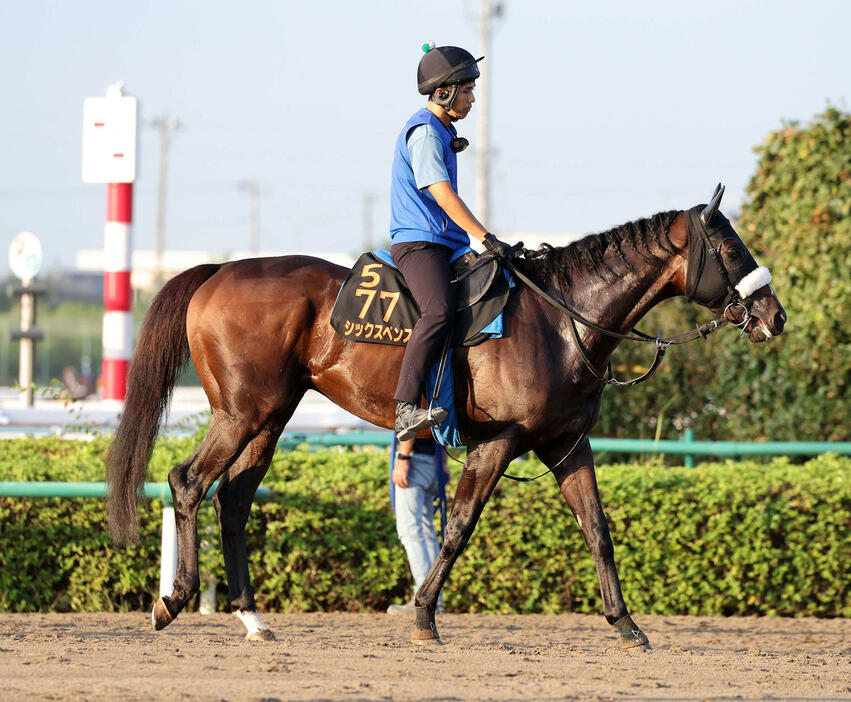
152;414;250;631
412;437;514;643
540;436;650;650
212;426;281;641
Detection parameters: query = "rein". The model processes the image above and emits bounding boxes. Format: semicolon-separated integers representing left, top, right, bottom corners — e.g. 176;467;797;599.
504;257;729;387
494;253;730;481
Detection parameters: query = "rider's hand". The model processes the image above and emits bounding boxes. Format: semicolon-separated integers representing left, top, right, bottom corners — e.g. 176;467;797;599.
392;457;409;488
483;233;513;260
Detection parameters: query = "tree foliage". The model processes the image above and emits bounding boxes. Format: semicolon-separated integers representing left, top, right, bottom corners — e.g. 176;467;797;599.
598;105;850;442
714;106;851;440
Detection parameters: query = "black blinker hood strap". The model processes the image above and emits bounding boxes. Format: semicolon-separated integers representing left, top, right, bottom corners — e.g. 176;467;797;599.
684;207;705;302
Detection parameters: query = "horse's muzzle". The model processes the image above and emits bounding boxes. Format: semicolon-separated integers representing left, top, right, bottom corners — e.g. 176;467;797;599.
743;287;787;343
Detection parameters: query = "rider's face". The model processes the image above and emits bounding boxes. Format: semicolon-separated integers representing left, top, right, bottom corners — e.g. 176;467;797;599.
449;82;476;120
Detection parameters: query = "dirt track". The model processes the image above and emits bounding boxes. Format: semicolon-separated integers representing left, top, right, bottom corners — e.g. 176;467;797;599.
1;612;849;701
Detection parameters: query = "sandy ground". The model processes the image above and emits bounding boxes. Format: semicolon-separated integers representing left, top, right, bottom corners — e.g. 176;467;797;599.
1;612;849;701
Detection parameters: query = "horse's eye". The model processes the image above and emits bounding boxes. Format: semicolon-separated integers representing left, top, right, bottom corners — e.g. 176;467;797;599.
723;242;742;262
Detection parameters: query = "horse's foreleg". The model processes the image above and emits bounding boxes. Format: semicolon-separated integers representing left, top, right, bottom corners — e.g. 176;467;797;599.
212;427;279;642
412;437;514;644
542;437;649;649
152;416;246;631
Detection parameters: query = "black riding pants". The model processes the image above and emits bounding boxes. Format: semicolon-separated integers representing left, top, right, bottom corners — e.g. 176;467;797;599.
391;241;456;405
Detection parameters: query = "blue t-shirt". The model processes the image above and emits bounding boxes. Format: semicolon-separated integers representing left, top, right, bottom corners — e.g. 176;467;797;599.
407;124;449;189
389;108;469;250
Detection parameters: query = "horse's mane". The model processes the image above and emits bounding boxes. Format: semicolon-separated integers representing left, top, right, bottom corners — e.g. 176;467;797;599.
516;210;682;289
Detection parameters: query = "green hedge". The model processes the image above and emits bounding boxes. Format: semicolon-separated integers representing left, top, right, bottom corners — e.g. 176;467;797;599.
0;438;848;616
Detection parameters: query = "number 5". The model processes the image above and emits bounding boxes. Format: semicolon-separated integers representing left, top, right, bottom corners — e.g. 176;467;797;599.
360;263;383;288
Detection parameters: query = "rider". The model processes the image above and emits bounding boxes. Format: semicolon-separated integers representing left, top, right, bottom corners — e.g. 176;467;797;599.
391;41;511;441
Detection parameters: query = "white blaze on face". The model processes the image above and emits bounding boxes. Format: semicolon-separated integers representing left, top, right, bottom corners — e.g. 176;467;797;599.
735;266;772;299
234;609;270;636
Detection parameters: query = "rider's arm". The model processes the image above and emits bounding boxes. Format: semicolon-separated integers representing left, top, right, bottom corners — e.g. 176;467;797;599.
427;180;488;243
408;125;488;243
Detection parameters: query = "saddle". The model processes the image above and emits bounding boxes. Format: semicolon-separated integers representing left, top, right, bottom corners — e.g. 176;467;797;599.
330;248;511;347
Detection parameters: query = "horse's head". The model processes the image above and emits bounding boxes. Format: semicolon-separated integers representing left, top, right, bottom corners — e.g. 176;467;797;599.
671;184;787;343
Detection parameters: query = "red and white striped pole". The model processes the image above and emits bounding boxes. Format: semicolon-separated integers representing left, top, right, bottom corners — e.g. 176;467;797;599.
102;183;133;401
83;81;137;403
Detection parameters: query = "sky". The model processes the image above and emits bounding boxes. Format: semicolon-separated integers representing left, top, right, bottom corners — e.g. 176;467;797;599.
1;0;848;277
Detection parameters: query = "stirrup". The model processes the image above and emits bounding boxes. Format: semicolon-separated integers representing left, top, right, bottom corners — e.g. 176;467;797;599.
426;405;448;426
395;403;447;441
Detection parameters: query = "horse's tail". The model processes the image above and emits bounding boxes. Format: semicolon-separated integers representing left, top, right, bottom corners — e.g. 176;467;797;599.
107;264;221;544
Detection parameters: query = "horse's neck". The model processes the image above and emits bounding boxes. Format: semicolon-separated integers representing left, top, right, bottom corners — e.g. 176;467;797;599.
560;248;680;366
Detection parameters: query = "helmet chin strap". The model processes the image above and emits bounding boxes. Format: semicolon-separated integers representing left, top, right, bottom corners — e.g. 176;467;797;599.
432;85;461;120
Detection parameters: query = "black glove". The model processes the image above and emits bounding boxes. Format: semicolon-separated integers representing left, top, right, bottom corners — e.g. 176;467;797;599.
482;233;512;260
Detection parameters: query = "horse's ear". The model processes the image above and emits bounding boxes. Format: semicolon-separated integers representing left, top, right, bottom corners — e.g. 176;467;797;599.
700;183;725;225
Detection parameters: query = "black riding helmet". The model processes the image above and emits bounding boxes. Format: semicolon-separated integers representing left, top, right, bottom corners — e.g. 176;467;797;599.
417;42;483;117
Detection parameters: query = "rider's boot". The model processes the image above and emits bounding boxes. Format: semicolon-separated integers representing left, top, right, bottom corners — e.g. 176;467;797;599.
395;401;448;441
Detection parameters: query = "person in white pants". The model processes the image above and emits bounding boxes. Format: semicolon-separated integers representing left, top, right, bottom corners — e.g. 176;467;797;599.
387;436;448;614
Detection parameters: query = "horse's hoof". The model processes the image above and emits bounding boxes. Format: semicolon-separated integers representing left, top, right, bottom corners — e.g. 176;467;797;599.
411;604;442;644
613;614;650;650
412;628;443;645
245;629;276;642
152;597;175;631
621;637;652;651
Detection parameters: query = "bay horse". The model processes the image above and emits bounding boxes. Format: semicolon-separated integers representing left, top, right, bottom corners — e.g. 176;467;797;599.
107;184;786;647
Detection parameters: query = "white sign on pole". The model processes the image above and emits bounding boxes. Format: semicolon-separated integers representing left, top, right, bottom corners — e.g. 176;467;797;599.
8;231;43;281
82;85;138;184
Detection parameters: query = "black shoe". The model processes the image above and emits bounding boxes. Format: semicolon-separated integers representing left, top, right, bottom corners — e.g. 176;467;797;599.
395;401;448;441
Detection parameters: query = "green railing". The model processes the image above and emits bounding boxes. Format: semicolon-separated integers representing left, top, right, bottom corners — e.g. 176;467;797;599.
0;481;270;503
277;428;851;467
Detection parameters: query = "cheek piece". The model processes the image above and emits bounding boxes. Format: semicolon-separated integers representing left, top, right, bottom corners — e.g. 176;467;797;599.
729;265;773;338
728;265;774;339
